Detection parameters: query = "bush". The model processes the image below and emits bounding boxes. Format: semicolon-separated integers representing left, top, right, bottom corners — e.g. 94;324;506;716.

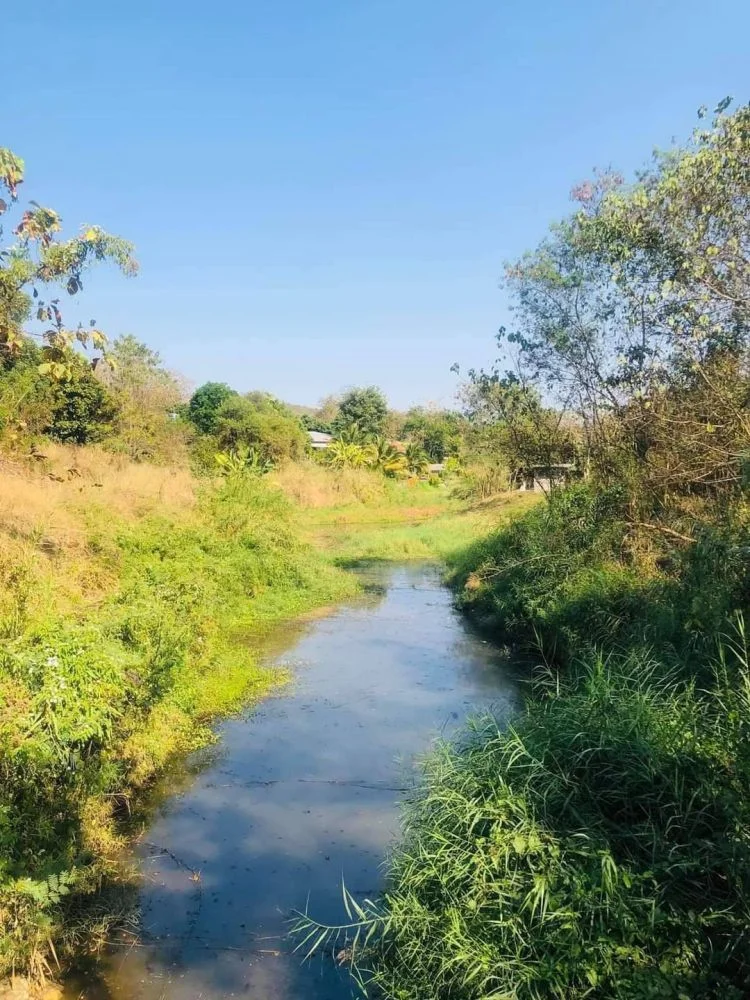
214;393;308;462
46;358;119;444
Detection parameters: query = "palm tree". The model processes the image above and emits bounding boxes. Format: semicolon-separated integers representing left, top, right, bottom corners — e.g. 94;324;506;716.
405;442;429;477
367;437;407;477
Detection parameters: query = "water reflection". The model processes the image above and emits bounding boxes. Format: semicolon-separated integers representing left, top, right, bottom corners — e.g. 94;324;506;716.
70;564;517;1000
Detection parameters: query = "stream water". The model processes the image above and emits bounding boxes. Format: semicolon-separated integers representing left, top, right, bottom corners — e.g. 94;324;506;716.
72;563;517;1000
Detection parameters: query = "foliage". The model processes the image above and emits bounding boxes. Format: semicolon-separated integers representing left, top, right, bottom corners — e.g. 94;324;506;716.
103;335;187;462
333;386;389;438
404;441;429;476
214;444;273;476
367;437;408;476
187;382;237;435
402;408;464;462
0;337;54;439
326;438;373;470
458;367;579;476
485;101;750;517
45;354;119;444
0;144;137;376
214;392;307;461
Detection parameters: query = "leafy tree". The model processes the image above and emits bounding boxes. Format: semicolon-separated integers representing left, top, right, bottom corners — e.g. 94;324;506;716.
0;145;137;377
402;408;464;462
46;356;119;444
187;382;237;435
214;392;307;462
333;386;388;438
479;100;750;510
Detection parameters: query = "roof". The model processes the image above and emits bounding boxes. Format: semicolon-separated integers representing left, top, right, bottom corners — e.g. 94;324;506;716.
308;431;333;443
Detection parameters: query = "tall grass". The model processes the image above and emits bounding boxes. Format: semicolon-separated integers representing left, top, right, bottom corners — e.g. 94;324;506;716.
297;634;750;998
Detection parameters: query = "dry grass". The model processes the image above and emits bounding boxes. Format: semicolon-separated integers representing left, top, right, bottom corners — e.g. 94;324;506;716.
0;444;197;621
272;460;386;508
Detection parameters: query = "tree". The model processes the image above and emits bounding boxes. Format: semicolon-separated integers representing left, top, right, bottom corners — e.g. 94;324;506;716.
402;407;464;462
46;355;119;444
484;100;750;509
333;386;388;438
104;335;186;461
404;441;429;476
0;145;137;377
187;382;237;435
214;392;307;462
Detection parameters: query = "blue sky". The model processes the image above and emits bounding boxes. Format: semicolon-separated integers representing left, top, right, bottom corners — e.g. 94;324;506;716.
3;0;749;409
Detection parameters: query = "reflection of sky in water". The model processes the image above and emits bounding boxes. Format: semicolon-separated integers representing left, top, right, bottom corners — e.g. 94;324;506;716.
74;564;518;1000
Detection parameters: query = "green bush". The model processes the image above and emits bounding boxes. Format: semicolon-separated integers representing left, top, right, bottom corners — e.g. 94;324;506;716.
46;357;119;444
214;392;308;462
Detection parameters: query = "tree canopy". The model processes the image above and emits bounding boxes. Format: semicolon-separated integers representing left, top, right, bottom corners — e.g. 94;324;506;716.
187;382;238;435
334;386;388;438
0;144;137;376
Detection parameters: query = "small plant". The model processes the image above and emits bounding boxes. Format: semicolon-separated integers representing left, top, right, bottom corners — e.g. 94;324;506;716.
214;445;273;476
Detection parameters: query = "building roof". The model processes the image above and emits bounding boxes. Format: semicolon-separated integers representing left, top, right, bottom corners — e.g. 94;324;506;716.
308;431;333;444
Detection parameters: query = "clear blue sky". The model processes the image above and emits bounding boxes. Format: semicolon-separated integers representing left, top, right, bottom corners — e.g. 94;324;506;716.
3;1;748;409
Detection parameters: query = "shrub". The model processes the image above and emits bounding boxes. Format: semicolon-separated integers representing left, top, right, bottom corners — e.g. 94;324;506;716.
46;357;119;444
214;393;307;462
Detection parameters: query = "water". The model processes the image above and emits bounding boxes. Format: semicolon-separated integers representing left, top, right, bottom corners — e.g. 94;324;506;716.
76;564;517;1000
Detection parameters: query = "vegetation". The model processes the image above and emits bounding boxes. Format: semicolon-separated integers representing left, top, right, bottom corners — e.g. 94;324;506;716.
0;145;137;375
0;446;356;977
296;102;750;998
333;386;389;437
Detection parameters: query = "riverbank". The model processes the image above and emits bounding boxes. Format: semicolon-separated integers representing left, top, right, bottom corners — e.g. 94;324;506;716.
0;448;359;980
348;484;750;999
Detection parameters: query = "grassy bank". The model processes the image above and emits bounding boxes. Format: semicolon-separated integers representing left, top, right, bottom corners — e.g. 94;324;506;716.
329;486;750;998
0;447;356;977
277;462;538;565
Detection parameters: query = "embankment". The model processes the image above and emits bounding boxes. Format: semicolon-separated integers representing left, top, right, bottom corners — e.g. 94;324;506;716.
355;484;750;999
0;447;357;978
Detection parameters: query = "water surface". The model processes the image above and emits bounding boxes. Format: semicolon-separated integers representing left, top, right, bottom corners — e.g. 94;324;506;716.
84;564;517;1000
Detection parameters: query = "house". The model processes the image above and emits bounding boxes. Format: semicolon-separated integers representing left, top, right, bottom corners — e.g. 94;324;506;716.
308;431;333;451
516;463;576;492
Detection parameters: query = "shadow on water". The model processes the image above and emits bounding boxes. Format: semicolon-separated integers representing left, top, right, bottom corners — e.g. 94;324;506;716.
66;563;518;1000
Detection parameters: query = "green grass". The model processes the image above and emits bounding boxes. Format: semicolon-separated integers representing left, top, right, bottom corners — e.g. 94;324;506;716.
0;471;356;978
303;486;539;566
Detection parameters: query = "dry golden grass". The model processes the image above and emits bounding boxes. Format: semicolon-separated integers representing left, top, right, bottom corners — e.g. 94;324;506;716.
272;460;386;507
0;444;197;622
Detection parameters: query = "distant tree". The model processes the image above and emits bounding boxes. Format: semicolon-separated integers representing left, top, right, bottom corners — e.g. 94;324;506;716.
105;335;187;461
46;356;119;444
215;392;307;462
317;394;341;426
0;144;137;378
402;407;464;462
187;382;237;435
333;386;388;438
